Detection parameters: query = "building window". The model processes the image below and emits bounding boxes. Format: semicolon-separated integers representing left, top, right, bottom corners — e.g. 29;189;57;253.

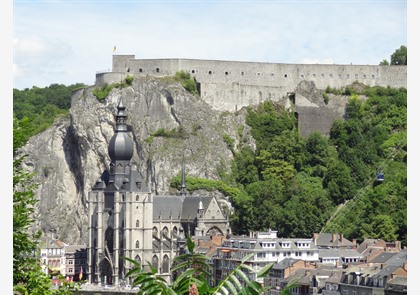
284;74;288;78
139;68;143;72
136;240;139;248
208;71;212;75
225;71;229;75
136;195;139;201
156;68;160;73
135;255;141;262
163;255;170;273
372;74;375;79
241;71;244;76
321;74;325;78
136;220;139;227
191;70;195;73
152;255;159;270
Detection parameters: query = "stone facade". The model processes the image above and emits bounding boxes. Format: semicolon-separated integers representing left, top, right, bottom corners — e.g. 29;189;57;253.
87;99;231;286
96;55;407;113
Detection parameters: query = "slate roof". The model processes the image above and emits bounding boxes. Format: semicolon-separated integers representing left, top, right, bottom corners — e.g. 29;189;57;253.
383;250;407;267
272;258;300;270
370;252;397;264
314;233;354;248
181;196;213;220
153;195;184;220
319;249;362;259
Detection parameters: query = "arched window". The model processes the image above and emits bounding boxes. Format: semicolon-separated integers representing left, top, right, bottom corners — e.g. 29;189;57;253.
162;226;168;237
136;195;139;201
152;255;159;270
139;68;143;73
163;255;170;273
172;227;178;238
136;240;139;248
156;68;160;73
153;227;158;237
135;255;141;263
136;220;139;227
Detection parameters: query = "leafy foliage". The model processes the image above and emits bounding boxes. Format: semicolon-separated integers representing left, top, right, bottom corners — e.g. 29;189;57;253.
174;70;199;95
13;83;86;153
123;236;276;295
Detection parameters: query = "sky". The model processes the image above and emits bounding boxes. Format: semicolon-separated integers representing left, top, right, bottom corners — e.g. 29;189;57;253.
12;0;408;90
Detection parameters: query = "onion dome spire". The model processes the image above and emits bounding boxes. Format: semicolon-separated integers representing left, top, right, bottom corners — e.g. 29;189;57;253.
108;98;133;162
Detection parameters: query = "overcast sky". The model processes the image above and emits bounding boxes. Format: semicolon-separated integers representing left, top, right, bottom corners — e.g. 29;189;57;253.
13;0;407;90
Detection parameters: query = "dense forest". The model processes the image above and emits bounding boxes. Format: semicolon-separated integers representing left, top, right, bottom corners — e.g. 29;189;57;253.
13;81;407;247
173;84;407;246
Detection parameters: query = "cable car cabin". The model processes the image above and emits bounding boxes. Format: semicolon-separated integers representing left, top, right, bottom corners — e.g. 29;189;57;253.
376;172;385;183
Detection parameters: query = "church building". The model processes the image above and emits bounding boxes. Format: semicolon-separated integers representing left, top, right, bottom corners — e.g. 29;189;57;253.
87;98;231;285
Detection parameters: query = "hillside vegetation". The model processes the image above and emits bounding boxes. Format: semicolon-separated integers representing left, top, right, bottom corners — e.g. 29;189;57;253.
13;82;407;246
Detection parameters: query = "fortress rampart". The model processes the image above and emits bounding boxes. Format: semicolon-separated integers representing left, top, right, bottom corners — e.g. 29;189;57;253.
95;55;407;113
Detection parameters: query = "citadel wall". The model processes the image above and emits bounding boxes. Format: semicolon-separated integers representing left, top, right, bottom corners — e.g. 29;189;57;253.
96;55;407;113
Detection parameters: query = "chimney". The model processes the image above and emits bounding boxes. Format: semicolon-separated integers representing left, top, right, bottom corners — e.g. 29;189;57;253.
313;233;319;245
352;239;357;247
339;233;344;242
332;233;336;242
395;241;401;251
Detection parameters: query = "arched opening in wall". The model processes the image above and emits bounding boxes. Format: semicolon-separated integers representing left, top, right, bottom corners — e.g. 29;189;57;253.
156;68;160;73
136;220;139;227
363;74;366;79
225;71;229;75
127;68;130;72
208;71;212;75
300;74;304;78
207;226;223;236
135;255;141;263
162;226;169;238
139;68;143;73
191;70;195;73
257;72;261;76
162;255;170;273
99;258;113;285
172;226;178;238
241;71;244;76
153;227;158;238
136;195;139;201
105;227;114;255
152;255;159;271
135;240;139;248
372;74;375;79
284;74;288;78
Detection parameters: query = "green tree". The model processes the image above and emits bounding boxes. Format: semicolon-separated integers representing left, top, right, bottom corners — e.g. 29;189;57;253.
13;157;53;294
379;59;389;65
390;45;407;65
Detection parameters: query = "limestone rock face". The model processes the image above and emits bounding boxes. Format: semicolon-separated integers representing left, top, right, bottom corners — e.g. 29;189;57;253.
18;77;251;245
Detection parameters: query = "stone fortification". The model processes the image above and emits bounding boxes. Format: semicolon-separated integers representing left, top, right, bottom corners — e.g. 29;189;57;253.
96;55;407;112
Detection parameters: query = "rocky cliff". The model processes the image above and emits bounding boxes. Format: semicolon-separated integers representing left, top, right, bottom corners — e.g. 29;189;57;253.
18;76;256;245
18;77;350;245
